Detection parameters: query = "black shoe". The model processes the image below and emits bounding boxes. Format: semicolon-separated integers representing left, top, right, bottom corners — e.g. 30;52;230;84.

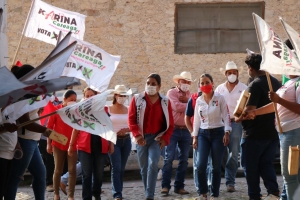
145;198;154;200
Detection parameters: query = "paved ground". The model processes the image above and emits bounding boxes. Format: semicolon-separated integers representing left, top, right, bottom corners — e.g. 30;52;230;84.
16;175;284;200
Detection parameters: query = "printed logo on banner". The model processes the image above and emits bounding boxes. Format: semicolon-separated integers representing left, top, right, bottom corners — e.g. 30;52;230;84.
38;8;80;34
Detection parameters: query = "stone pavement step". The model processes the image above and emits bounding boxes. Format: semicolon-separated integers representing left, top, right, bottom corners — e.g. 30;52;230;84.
16;176;284;200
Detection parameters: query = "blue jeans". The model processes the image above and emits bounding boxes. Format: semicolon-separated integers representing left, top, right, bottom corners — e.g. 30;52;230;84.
5;137;46;200
61;162;82;186
162;128;191;190
225;122;242;186
108;137;132;198
241;138;279;199
194;127;226;197
78;150;105;200
279;128;300;200
193;150;212;191
136;134;161;199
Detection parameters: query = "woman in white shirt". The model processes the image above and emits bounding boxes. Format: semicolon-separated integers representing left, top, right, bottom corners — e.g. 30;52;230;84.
192;73;231;199
244;75;300;200
107;85;131;200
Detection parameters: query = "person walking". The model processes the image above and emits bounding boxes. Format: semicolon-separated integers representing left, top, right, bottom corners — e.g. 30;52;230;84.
107;85;132;200
236;53;281;200
68;87;114;200
47;90;78;200
161;71;193;195
192;73;231;199
215;61;247;192
128;73;174;200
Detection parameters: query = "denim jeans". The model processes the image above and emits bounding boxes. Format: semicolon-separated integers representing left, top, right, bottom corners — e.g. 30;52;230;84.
194;127;226;197
279;127;300;200
108;137;132;198
241;138;279;199
61;162;82;186
5;137;46;200
78;149;105;200
162;128;191;190
193;150;212;191
136;134;161;199
225;122;242;186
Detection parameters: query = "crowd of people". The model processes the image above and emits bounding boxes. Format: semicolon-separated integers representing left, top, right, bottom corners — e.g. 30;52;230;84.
0;44;300;200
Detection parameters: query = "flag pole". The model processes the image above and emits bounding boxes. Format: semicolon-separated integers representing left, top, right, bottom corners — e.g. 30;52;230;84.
11;0;35;66
265;72;283;133
17;110;57;128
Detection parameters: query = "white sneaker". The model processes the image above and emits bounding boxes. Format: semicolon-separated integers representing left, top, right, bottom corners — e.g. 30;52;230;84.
157;169;162;180
210;197;218;200
263;194;280;200
195;195;207;200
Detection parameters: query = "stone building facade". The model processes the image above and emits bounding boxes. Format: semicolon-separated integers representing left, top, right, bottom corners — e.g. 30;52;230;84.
6;0;300;94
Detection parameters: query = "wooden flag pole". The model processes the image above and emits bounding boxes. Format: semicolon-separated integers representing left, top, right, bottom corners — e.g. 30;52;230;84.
17;110;57;129
265;72;283;133
11;0;35;66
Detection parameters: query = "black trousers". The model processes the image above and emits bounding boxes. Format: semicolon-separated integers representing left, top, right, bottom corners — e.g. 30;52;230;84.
38;139;55;186
0;158;13;199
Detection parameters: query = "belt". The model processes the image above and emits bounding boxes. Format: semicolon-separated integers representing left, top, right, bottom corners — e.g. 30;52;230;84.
117;134;130;139
230;118;235;122
174;125;187;130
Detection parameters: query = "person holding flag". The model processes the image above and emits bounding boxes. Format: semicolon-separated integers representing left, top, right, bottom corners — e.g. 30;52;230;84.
68;87;114;200
4;65;56;200
128;73;174;200
235;53;281;200
47;90;78;200
243;40;300;200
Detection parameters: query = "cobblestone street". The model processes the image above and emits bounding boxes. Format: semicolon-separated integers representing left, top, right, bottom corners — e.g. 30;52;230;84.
16;175;284;200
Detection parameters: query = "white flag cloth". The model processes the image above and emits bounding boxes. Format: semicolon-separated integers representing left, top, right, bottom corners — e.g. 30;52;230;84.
2;95;54;121
61;37;120;92
280;17;300;58
253;13;300;75
0;66;35;108
24;0;86;45
20;41;76;81
56;91;116;143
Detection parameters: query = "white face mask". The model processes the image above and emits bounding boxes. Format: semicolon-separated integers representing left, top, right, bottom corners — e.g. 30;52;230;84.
145;85;157;95
227;74;237;83
180;83;190;92
67;101;76;106
117;97;126;104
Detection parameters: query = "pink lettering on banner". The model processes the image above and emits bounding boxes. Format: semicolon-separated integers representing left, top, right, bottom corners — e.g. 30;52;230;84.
4;96;14;108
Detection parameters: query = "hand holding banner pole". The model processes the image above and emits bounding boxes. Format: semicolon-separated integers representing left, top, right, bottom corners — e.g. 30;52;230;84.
265;72;283;133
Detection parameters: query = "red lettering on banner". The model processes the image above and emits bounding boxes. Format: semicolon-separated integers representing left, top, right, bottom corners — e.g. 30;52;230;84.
23;84;48;95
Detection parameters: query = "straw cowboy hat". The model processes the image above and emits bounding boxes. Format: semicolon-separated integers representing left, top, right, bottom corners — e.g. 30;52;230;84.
219;61;243;75
173;71;194;83
113;85;130;95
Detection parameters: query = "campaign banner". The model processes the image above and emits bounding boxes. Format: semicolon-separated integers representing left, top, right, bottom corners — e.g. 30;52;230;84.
2;94;54;121
280;17;300;58
62;37;120;92
253;13;300;75
56;91;116;143
24;0;86;45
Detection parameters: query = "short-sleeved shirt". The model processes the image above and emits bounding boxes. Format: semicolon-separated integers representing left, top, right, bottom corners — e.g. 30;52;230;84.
185;98;194;117
276;77;300;132
242;74;281;140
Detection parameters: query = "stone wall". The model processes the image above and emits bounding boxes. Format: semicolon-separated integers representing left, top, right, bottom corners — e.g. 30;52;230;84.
6;0;300;94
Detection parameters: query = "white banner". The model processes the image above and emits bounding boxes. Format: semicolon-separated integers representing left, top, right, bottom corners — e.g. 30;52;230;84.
61;37;120;92
2;94;54;121
56;91;116;143
280;17;300;59
24;0;86;45
253;13;300;75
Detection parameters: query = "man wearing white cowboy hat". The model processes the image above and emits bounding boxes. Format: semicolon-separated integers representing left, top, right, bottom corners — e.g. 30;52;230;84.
161;71;192;195
215;61;247;193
